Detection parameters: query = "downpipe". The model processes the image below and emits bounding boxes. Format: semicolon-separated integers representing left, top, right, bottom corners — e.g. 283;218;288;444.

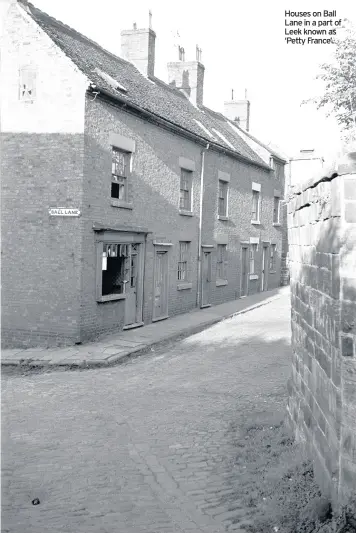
196;143;210;308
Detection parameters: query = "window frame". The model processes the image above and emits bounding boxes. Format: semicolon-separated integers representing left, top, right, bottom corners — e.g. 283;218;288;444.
177;241;192;290
216;244;228;284
111;147;131;204
269;244;277;272
19;66;36;102
273;196;281;224
179;169;193;213
249;243;258;275
251;189;261;224
218;180;229;219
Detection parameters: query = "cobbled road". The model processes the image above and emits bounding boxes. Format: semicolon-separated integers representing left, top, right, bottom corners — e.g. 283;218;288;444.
2;292;292;533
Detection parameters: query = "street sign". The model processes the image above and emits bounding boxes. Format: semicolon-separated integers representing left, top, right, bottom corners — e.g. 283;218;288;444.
48;208;81;217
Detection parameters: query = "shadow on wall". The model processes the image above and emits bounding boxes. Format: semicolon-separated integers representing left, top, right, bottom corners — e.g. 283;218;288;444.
287;172;356;512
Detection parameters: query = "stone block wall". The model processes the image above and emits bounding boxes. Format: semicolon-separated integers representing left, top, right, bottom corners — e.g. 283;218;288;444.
287;152;356;510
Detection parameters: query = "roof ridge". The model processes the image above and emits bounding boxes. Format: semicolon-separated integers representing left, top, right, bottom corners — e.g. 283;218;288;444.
18;0;134;69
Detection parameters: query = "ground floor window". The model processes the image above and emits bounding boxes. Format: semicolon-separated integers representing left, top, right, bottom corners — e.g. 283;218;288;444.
249;243;258;274
270;244;277;271
216;244;227;281
178;241;190;281
102;243;130;296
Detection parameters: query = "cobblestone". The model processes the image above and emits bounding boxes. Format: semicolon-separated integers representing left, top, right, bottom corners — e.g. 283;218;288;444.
2;292;291;532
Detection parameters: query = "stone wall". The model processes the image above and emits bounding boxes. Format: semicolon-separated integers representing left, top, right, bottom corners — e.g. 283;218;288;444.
287;152;356;510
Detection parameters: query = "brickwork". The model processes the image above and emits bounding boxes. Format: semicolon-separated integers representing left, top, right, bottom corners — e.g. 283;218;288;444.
287;152;356;511
1;2;88;347
1;2;286;348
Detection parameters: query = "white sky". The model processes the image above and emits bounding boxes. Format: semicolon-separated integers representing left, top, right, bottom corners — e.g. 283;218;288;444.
2;0;356;157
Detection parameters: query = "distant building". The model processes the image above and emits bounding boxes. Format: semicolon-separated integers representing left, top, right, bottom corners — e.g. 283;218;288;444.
1;0;287;348
288;149;325;190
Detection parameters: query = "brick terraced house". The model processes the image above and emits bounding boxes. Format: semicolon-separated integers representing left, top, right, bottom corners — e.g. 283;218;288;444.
1;0;287;348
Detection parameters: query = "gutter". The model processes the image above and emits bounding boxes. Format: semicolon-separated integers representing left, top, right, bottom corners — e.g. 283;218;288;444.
87;85;270;172
196;144;209;308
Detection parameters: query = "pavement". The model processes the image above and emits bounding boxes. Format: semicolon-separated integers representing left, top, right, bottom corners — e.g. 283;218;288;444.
1;287;289;368
2;289;293;533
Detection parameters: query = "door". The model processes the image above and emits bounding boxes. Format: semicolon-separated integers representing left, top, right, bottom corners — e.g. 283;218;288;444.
240;246;248;297
124;244;140;326
261;245;269;291
201;251;212;307
153;250;169;320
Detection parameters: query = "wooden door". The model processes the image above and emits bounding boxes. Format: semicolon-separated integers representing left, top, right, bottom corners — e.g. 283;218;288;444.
201;251;211;307
241;246;248;297
124;244;140;326
261;245;269;291
153;250;168;320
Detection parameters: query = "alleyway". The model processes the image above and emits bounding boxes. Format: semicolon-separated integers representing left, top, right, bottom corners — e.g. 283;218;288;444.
2;292;298;533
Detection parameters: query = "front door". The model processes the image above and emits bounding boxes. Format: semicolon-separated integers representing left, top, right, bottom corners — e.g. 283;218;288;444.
241;246;248;297
201;251;212;307
261;245;269;291
153;250;169;320
124;244;140;326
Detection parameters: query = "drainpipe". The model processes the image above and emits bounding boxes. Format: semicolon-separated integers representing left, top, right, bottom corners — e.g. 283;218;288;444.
196;143;210;308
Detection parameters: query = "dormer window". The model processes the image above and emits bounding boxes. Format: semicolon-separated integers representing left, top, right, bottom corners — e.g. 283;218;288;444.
19;67;36;102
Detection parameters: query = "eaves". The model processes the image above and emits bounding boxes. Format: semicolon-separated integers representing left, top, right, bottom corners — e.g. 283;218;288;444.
86;85;271;173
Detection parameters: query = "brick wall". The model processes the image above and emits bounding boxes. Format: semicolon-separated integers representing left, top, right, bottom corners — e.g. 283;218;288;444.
1;2;88;347
287;152;356;511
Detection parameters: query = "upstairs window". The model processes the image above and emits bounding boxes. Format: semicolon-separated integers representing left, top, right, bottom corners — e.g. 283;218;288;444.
249;243;258;274
179;169;193;211
216;244;227;281
272;159;284;182
273;196;281;224
178;241;190;281
252;190;261;222
19;67;36;102
218;180;228;218
111;148;130;201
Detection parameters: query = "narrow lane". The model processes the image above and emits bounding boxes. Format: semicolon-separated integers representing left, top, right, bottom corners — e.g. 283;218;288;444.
2;292;292;533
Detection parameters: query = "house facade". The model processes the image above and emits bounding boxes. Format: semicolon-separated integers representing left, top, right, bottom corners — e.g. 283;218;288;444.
1;0;286;348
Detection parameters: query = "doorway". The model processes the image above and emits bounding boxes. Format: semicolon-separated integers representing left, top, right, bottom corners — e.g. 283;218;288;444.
201;250;212;307
240;245;248;297
124;243;141;327
153;249;169;320
261;244;269;292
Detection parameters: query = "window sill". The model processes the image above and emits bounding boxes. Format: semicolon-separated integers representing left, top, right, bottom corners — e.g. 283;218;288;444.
111;199;133;209
251;220;261;225
249;274;259;280
273;223;281;227
177;282;193;290
218;215;228;221
179;209;194;217
97;293;126;303
269;270;277;274
216;279;228;287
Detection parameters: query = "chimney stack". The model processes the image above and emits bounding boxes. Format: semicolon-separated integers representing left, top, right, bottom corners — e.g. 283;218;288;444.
167;45;205;106
224;89;250;131
121;13;156;78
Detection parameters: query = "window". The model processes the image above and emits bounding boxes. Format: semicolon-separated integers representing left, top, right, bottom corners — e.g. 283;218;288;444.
273;196;281;224
102;243;129;296
216;244;227;281
252;190;260;222
273;160;284;182
218;180;228;217
249;243;258;274
179;169;193;211
111;148;130;201
178;241;190;281
19;67;36;101
270;244;277;271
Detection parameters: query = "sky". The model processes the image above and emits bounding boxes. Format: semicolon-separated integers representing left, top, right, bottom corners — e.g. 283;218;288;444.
2;0;356;158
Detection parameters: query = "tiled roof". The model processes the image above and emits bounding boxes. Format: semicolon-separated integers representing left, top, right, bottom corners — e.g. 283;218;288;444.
19;1;270;170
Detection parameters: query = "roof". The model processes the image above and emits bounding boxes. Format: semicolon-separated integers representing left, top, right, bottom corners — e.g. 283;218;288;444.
227;121;288;164
18;1;272;171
